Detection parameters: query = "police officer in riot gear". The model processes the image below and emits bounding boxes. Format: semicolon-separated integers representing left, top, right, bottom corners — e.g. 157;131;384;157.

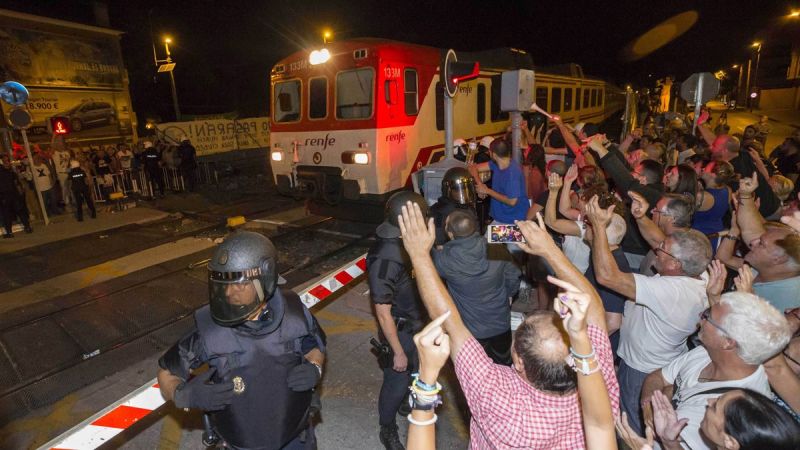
142;141;165;198
369;191;427;450
429;167;478;246
157;231;326;450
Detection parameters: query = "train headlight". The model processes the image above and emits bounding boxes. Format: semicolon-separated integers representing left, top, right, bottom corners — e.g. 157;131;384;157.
309;48;331;65
271;151;284;162
341;151;370;165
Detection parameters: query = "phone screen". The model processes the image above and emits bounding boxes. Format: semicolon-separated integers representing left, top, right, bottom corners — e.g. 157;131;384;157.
487;224;525;243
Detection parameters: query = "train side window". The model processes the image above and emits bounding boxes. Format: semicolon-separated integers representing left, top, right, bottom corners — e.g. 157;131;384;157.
336;68;374;120
551;87;562;113
309;77;327;120
436;81;444;131
575;88;581;110
385;80;398;105
273;79;301;123
490;74;509;121
599;89;604;107
564;88;573;112
477;83;486;124
535;87;548;111
404;69;419;115
583;89;590;109
591;89;598;107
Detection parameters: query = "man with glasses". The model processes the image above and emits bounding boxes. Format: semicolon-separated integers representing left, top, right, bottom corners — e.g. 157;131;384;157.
641;292;791;450
585;197;711;435
629;192;694;275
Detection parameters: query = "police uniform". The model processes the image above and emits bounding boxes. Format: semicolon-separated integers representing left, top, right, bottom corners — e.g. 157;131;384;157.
68;164;96;221
429;167;478;246
158;232;326;450
142;144;164;196
368;191;427;449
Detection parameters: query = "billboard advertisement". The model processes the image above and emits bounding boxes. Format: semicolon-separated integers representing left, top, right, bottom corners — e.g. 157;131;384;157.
0;25;124;89
0;19;135;146
156;118;270;156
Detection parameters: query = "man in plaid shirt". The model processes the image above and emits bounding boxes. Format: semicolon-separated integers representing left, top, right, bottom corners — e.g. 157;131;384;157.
397;204;620;449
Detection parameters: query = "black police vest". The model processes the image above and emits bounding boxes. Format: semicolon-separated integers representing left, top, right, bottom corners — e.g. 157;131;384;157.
195;289;314;450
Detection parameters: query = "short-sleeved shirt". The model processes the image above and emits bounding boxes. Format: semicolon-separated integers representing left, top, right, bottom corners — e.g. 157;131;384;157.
561;220;590;274
753;274;800;311
54;150;72;174
116;149;134;170
618;273;708;373
454;324;619;449
662;346;770;450
32;163;53;191
68;167;89;191
729;151;780;217
585;247;632;314
366;237;422;321
93;155;112;175
488;160;528;224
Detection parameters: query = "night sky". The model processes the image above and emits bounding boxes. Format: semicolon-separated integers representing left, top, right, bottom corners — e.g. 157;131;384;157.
3;0;795;124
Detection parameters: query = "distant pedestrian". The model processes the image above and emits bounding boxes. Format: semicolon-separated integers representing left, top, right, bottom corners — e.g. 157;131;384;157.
68;160;96;222
53;143;73;207
142;141;164;197
178;136;198;191
0;155;32;237
32;154;61;215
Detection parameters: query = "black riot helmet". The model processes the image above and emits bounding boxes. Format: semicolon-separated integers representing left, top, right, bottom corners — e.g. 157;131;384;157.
441;167;476;206
207;231;279;327
376;190;428;238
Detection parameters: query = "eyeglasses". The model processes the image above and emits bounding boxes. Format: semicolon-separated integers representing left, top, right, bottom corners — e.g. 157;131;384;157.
783;350;800;368
651;207;672;217
654;241;678;260
700;307;731;336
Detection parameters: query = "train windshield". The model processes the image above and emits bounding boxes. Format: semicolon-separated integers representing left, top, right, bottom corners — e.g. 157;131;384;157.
336;68;373;119
274;80;301;122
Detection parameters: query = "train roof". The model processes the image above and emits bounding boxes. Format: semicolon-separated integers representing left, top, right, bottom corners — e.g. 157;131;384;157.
272;37;614;84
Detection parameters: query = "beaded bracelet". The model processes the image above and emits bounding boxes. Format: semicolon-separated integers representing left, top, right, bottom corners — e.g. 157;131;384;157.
411;374;440;392
408;413;438;426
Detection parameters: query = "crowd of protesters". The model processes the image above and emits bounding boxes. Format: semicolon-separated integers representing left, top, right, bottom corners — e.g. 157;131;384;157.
373;103;800;450
0;136;197;236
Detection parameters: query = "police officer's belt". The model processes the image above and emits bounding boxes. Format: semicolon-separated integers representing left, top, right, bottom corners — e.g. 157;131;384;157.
393;316;421;333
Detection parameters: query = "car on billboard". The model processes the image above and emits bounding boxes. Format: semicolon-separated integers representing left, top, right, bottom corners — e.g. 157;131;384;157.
51;101;117;131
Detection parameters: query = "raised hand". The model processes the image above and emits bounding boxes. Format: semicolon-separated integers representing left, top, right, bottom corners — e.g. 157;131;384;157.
585;195;615;228
549;276;590;336
652;390;688;443
515;213;558;256
564;164;578;184
414;310;451;381
734;264;754;294
738;172;759;196
706;259;726;303
629;190;649;220
548;172;563;191
615;413;655;450
398;201;435;259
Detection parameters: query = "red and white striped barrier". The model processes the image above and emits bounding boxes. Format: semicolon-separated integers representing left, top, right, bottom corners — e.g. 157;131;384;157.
39;253;368;450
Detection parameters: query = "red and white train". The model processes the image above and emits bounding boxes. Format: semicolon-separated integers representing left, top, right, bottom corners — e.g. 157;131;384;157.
268;38;624;220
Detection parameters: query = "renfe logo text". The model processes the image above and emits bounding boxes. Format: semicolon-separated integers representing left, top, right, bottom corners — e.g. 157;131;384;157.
385;130;406;143
305;133;336;150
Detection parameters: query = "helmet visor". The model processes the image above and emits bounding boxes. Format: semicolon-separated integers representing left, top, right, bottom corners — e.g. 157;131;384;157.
208;270;263;326
448;178;476;205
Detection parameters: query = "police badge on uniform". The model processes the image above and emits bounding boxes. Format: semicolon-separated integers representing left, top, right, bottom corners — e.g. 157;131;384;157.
232;376;246;394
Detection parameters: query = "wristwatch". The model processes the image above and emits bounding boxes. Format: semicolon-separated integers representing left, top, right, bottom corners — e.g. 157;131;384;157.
408;390;441;411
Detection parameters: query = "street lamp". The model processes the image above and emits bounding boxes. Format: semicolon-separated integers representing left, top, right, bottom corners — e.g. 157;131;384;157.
153;35;181;121
752;41;762;110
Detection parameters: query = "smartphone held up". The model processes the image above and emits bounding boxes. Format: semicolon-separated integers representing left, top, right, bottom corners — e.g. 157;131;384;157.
487;224;525;244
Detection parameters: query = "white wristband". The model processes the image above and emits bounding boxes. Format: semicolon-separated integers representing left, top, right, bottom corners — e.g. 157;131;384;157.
408;413;437;426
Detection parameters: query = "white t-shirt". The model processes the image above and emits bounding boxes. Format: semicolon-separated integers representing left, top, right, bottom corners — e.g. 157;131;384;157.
662;346;771;450
32;162;53;191
562;220;590;274
54;150;71;174
618;273;708;373
116;149;134;170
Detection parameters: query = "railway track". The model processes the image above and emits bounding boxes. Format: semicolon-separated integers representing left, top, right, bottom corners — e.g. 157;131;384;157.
0;216;375;427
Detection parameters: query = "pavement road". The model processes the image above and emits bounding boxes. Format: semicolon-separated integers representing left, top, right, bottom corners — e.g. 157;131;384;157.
707;102;796;153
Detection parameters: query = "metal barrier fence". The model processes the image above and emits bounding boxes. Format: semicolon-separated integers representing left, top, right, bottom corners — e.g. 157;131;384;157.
88;162;218;203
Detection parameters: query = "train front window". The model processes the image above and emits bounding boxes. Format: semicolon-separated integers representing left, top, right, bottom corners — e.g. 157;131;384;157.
273;80;300;123
535;87;548;111
336;68;374;119
551;87;562;113
404;69;418;116
309;77;327;119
